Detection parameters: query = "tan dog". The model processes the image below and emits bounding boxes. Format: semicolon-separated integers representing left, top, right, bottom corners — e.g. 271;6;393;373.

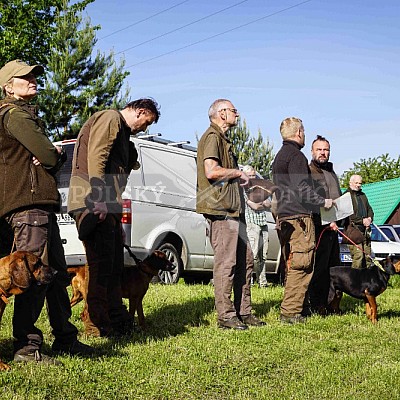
0;251;54;371
68;250;174;329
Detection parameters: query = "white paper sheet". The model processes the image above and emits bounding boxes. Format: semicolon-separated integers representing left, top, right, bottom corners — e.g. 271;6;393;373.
320;192;354;224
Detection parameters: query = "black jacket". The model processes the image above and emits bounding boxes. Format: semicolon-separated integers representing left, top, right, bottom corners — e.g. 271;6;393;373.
272;140;325;218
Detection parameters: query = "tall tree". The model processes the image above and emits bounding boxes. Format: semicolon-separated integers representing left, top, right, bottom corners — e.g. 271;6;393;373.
340;153;400;187
37;0;130;140
0;0;92;67
228;119;274;178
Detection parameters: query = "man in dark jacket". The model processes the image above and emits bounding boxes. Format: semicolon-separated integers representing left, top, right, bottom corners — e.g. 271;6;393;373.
346;174;374;268
0;59;93;364
272;117;334;324
307;135;342;314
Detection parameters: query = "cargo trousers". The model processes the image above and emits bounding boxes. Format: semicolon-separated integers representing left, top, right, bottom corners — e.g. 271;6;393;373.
79;213;133;337
278;215;315;317
207;215;253;321
3;207;78;354
348;228;372;269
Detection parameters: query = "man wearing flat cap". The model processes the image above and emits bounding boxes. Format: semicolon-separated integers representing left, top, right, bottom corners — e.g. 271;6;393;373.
0;60;94;364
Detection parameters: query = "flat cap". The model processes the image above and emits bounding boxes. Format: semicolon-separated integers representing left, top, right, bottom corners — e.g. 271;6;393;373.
0;59;44;86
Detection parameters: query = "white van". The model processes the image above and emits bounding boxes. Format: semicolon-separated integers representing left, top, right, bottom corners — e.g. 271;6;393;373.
55;135;282;284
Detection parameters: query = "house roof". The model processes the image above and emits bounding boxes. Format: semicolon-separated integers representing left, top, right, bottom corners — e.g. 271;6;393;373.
361;177;400;224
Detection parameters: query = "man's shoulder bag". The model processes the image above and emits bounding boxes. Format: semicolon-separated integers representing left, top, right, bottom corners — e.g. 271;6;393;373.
341;223;364;244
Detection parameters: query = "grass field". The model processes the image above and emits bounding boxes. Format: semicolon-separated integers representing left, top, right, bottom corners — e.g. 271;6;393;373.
2;277;400;400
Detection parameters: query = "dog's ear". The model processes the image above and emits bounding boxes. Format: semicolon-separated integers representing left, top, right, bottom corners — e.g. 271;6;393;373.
394;260;400;274
22;252;42;273
153;250;166;259
149;251;174;270
8;256;32;292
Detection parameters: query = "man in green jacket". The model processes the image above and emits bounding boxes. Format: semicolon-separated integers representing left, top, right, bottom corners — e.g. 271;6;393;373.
0;59;94;364
196;98;265;330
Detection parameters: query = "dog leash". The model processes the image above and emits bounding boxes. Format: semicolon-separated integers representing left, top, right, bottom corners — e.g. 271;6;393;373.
123;244;142;265
337;229;384;271
315;226;331;250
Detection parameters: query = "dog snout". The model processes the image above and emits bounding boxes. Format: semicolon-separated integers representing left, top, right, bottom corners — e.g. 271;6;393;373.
35;265;56;285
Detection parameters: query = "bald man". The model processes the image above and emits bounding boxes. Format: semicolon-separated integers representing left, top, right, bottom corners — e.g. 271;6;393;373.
345;175;374;268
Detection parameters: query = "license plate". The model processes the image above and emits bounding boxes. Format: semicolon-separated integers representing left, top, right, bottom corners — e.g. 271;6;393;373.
340;253;352;262
56;213;75;225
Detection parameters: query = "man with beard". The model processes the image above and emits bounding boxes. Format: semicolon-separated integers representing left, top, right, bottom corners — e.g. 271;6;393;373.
307;135;342;315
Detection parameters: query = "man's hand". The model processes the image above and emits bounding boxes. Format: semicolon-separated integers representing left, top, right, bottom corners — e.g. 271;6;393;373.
329;222;338;231
93;202;108;221
363;217;372;227
32;156;41;166
324;199;335;209
262;199;272;209
239;171;249;186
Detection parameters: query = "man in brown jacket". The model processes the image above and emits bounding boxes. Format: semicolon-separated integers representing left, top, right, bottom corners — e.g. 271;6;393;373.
196;98;265;330
307;135;342;314
68;98;160;337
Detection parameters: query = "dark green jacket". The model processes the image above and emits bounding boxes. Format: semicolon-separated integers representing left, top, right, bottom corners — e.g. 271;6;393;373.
346;188;374;227
0;97;62;218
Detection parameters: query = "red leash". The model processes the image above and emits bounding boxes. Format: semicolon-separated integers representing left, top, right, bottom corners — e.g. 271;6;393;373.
336;228;365;253
315;226;331;250
316;225;382;270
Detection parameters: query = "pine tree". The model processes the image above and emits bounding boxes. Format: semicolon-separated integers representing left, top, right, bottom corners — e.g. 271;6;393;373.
37;0;130;140
228;119;274;178
0;0;92;67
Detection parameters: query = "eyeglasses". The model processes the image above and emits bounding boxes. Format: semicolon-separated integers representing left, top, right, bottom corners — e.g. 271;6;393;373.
219;108;238;115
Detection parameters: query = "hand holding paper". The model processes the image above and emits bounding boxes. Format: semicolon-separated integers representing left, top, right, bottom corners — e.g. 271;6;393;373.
320;192;354;224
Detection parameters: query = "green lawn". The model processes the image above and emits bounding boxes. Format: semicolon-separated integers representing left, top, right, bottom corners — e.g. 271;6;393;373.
2;277;400;400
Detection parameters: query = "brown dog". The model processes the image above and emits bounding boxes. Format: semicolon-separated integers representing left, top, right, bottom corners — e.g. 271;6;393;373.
0;251;54;371
68;250;174;329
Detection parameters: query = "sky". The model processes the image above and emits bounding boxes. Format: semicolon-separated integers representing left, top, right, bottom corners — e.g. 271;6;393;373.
84;0;400;176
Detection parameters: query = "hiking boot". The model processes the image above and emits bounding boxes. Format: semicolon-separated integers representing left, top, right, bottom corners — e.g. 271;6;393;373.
218;316;248;330
14;350;63;366
280;314;306;324
241;314;266;326
52;340;95;356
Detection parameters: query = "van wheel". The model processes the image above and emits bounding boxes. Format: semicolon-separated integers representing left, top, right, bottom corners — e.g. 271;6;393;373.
157;243;182;284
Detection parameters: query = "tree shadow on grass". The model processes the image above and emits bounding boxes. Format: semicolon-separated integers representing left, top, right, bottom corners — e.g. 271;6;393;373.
252;297;281;318
138;295;215;339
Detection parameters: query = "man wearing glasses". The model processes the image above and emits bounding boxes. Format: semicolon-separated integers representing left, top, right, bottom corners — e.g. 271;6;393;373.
196;99;265;330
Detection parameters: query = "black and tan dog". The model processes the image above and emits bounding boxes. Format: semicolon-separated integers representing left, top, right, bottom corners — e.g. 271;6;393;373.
0;251;54;371
327;258;400;324
68;250;174;329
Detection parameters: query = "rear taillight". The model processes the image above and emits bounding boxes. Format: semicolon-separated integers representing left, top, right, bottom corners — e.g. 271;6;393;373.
121;199;131;224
